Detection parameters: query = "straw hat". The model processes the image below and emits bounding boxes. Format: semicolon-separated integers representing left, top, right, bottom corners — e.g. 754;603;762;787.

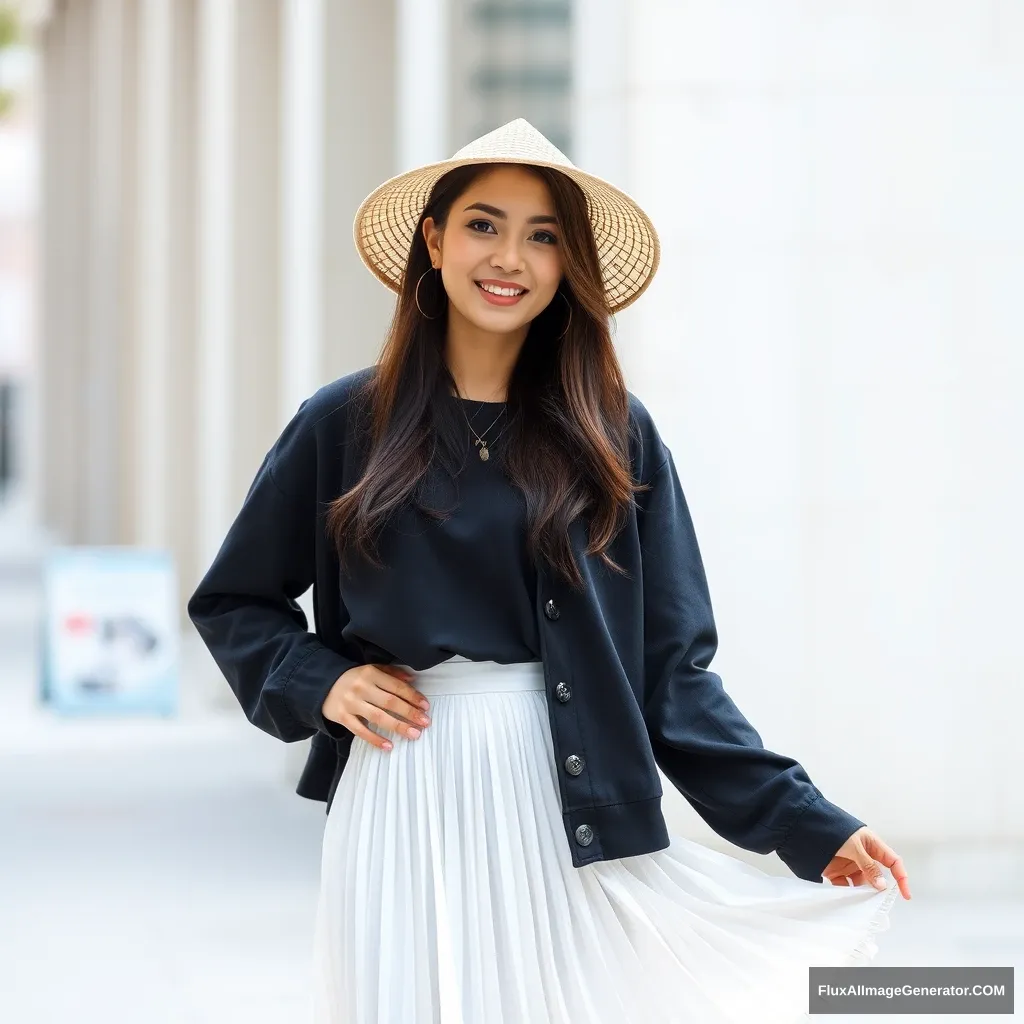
352;118;660;314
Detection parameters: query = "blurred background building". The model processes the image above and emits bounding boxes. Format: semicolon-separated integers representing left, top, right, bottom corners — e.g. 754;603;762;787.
13;0;575;584
1;1;1023;1019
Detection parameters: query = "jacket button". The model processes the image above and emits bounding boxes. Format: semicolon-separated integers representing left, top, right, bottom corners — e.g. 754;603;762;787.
554;681;571;703
543;598;560;621
575;824;594;846
564;754;585;776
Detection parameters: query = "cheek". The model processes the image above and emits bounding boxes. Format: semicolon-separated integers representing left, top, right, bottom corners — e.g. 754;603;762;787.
442;232;479;268
441;247;480;291
438;244;473;287
532;251;563;296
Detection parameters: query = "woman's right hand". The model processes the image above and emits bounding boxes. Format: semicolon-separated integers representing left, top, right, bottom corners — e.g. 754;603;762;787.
321;663;432;751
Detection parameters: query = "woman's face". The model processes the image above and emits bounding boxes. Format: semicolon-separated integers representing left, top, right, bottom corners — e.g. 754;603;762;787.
422;165;565;338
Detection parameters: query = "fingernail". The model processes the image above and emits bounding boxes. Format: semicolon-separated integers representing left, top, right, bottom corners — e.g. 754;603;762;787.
383;741;393;751
408;727;421;739
874;877;887;890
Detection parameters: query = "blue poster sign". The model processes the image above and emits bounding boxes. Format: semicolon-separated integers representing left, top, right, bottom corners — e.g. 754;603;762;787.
42;546;179;715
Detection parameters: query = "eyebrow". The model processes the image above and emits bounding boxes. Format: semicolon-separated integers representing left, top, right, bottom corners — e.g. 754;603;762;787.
463;202;559;226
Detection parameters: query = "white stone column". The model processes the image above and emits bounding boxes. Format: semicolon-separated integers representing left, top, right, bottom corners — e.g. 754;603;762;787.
195;0;235;569
38;0;92;543
231;0;280;497
395;0;449;167
35;4;70;540
134;0;174;547
321;0;399;383
84;0;125;543
280;0;324;424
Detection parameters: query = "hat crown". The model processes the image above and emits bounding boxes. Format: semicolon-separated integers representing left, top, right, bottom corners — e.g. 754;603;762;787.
450;118;575;170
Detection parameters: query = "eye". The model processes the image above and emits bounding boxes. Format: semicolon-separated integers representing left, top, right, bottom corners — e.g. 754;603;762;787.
467;219;496;234
532;230;558;245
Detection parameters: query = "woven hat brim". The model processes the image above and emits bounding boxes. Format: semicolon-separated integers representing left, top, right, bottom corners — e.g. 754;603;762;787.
352;155;660;315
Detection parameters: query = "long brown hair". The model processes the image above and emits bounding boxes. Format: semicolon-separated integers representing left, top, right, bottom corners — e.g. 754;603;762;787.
326;162;647;591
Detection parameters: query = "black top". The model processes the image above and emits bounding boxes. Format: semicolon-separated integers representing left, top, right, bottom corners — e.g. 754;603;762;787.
187;365;867;881
340;396;541;668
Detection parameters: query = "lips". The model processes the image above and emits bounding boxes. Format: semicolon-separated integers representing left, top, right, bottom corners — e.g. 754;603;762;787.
475;281;529;306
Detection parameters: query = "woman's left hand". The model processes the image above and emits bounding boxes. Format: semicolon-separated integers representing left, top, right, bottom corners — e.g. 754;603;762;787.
823;826;912;900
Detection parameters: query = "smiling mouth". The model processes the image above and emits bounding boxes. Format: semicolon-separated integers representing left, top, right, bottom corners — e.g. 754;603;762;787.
475;281;529;305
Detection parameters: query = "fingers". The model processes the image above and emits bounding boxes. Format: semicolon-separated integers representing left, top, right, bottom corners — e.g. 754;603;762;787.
343;714;394;752
823;829;910;898
848;836;897;893
865;834;913;900
337;703;425;752
373;665;432;714
823;865;856;886
357;699;428;742
366;680;431;735
852;852;888;891
338;664;432;751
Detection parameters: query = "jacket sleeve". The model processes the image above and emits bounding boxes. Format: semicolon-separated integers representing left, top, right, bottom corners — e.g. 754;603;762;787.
638;448;865;882
186;402;362;743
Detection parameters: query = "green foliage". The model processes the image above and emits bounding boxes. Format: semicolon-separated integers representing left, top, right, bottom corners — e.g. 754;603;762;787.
0;5;19;49
0;3;22;118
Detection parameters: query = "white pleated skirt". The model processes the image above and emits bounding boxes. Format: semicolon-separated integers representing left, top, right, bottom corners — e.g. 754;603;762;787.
311;656;897;1024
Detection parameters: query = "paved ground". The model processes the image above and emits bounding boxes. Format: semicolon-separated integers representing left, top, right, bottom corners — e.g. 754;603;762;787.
0;712;327;1023
0;514;1019;1021
0;523;330;1023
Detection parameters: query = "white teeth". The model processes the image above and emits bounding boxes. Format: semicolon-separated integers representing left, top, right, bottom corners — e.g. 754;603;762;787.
479;283;524;297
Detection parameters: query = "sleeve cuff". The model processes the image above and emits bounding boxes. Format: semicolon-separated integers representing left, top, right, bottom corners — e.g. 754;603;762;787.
283;642;362;737
775;792;866;882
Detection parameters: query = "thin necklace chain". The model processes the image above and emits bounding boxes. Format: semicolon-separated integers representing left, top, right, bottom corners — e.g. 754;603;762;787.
466;403;505;437
453;382;511;460
475;409;512;449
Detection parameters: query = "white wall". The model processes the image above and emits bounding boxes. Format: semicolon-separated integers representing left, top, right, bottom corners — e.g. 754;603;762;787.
576;1;1024;873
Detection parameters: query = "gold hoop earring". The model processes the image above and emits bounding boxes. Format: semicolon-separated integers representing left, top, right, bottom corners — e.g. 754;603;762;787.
415;266;445;320
556;290;572;339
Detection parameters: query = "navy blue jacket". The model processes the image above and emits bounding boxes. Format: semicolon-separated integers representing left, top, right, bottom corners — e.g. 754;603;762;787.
187;365;865;881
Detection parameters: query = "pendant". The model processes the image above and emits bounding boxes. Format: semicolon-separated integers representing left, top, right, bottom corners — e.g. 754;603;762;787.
479;444;490;461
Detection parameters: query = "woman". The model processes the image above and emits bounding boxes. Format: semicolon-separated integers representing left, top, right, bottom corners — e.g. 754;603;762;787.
188;119;907;1023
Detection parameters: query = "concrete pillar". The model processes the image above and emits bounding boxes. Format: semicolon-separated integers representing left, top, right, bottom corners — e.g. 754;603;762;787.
36;6;65;539
396;0;449;167
280;0;323;425
38;0;91;542
231;0;280;500
195;0;236;570
321;0;399;382
84;0;125;543
133;0;174;548
167;0;199;590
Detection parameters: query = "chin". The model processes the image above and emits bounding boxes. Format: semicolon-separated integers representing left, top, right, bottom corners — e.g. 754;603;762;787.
456;302;531;335
477;315;531;336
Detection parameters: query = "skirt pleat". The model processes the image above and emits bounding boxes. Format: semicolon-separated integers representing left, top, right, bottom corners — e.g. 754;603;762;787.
311;656;897;1024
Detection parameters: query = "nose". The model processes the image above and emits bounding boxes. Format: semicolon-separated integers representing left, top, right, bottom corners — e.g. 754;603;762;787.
491;235;525;273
